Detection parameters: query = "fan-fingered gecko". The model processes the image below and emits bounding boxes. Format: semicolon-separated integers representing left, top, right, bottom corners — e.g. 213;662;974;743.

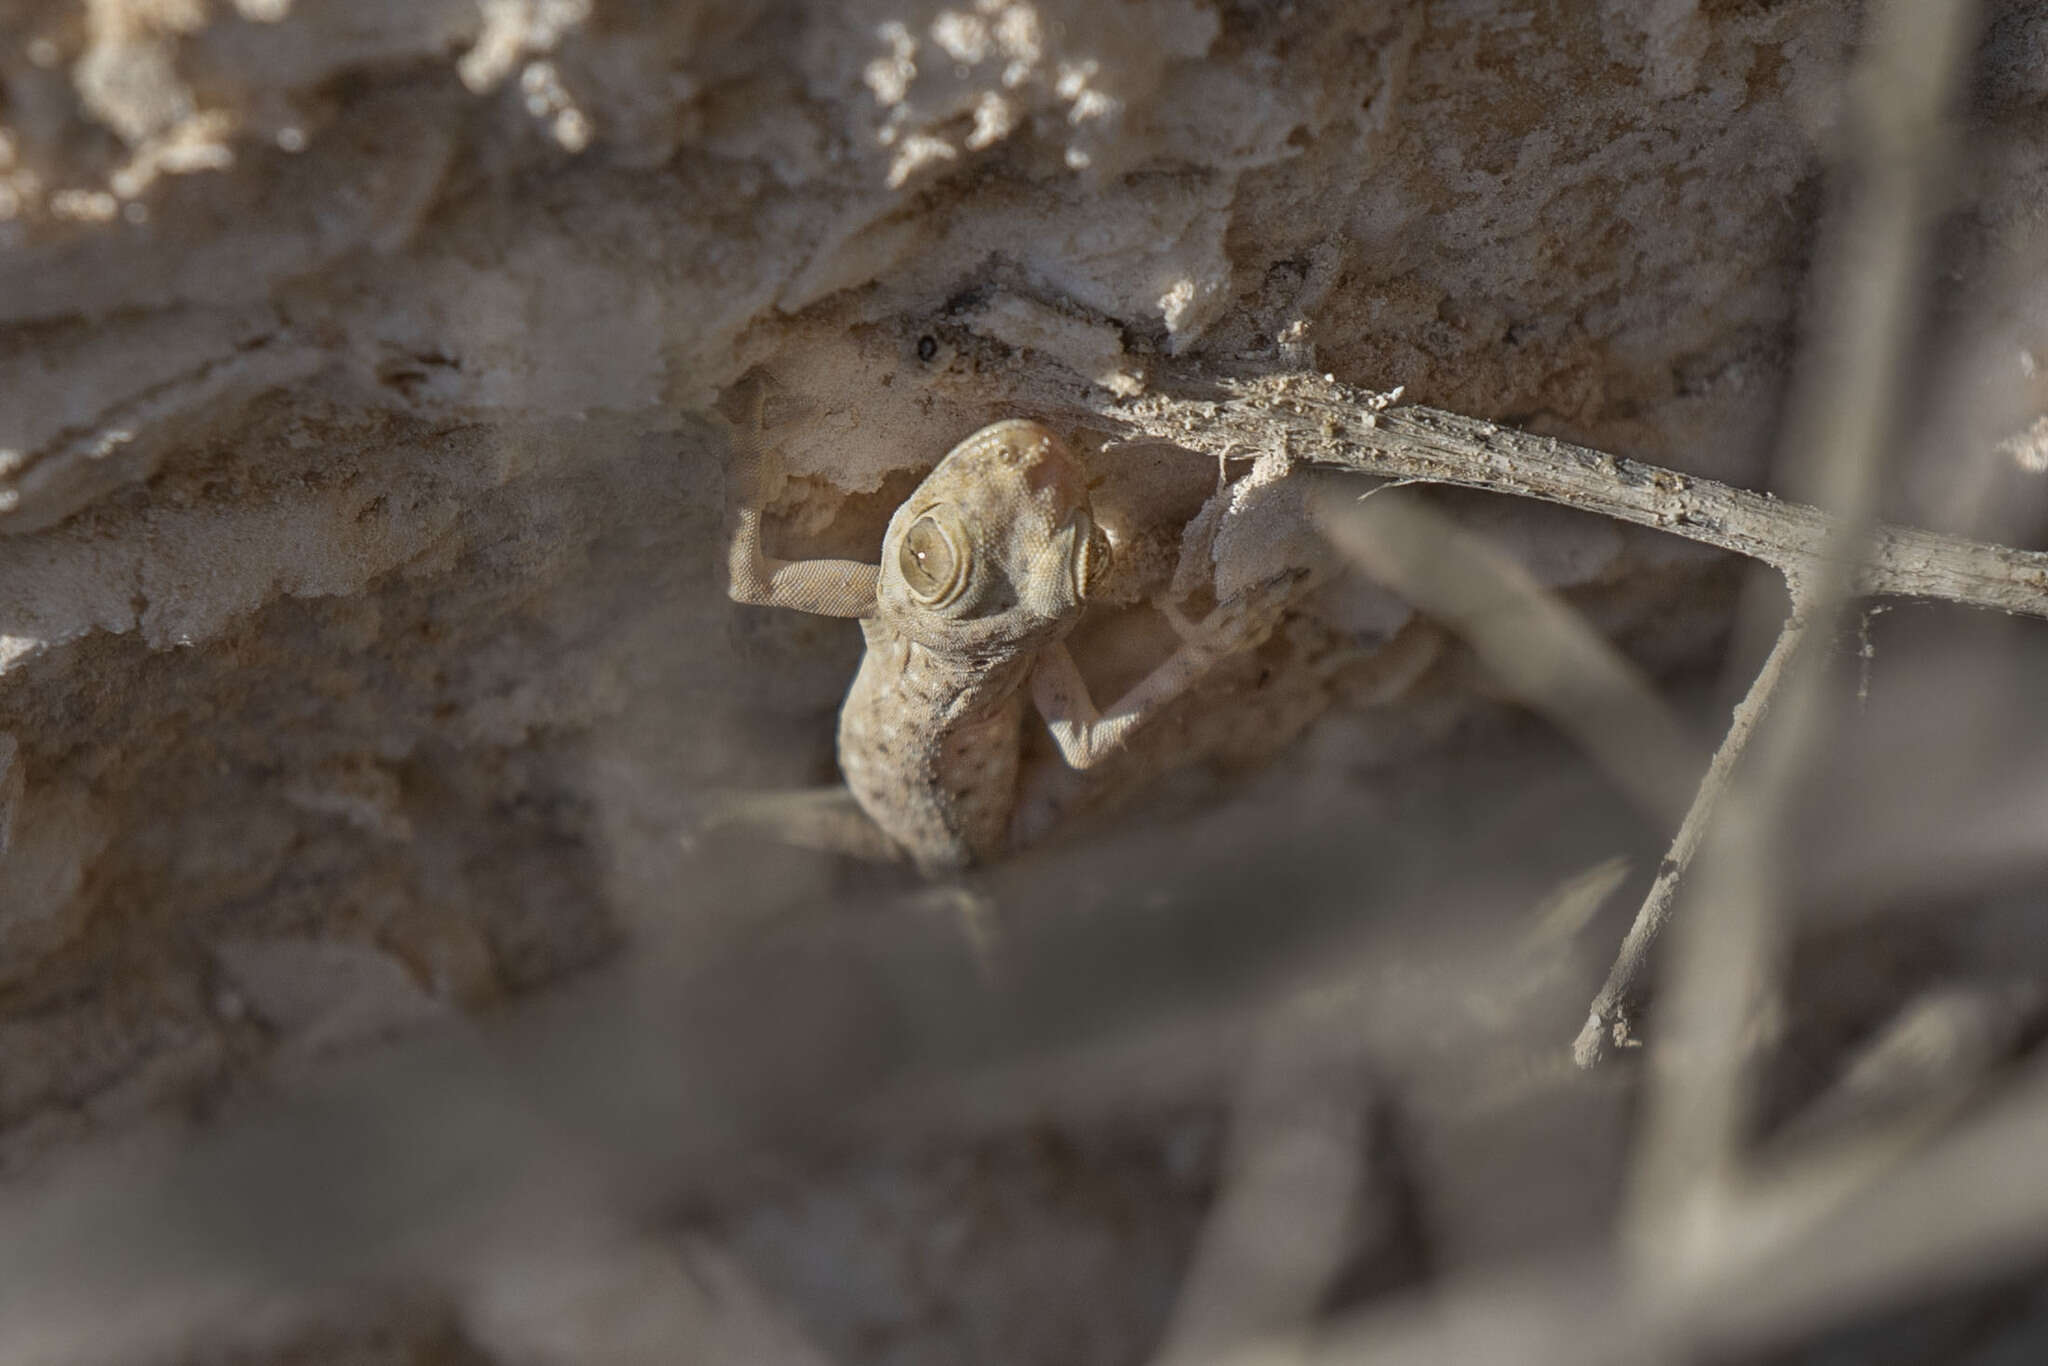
725;392;1289;874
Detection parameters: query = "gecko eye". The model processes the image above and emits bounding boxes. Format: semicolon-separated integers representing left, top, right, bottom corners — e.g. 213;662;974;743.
899;511;966;604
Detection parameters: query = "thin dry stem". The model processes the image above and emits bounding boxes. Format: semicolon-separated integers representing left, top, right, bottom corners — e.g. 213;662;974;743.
1572;606;1811;1068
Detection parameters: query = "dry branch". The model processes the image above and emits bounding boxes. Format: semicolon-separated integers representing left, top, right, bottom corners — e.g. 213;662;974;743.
1070;374;2048;622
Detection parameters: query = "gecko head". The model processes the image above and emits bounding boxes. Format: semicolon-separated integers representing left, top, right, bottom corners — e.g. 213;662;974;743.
876;419;1111;656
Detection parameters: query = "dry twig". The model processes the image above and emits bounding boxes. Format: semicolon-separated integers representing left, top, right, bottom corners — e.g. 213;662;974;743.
1571;611;1809;1066
1072;379;2048;624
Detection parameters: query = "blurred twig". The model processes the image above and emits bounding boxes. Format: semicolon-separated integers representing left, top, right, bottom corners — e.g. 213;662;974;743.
1151;1027;1373;1366
1258;1049;2048;1366
1313;486;1704;827
1629;0;1980;1270
0;766;1612;1365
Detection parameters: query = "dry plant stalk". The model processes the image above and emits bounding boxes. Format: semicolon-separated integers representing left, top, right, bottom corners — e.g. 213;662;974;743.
1573;612;1808;1064
1072;353;2048;1073
1080;378;2048;625
1073;337;2048;1072
1138;0;2010;1361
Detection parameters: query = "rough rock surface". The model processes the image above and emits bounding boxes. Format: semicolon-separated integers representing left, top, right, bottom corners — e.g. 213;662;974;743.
2;1;2046;1362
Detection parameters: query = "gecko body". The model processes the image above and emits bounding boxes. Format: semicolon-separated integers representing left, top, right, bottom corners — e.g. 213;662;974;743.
836;418;1107;868
727;401;1285;874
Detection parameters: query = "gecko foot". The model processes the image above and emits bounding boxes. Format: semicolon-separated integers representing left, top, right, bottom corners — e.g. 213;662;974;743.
1162;570;1307;664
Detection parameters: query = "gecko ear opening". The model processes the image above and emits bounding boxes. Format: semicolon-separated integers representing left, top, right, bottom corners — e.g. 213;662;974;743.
899;508;969;605
1077;518;1112;600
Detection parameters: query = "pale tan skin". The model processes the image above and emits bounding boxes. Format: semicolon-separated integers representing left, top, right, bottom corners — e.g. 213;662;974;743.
725;396;1283;874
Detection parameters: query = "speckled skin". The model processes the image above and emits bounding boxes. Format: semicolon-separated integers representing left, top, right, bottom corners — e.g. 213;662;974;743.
837;633;1033;869
726;405;1284;874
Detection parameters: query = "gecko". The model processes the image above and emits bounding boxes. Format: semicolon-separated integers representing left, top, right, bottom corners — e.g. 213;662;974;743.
723;387;1294;875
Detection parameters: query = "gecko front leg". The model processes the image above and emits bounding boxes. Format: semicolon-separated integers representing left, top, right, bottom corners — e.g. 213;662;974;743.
724;383;880;619
710;383;904;865
1030;573;1303;771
